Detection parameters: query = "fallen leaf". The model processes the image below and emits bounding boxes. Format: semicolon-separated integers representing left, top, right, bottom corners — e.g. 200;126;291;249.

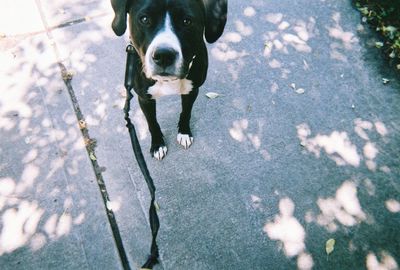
62;70;75;80
264;41;272;48
325;238;335;255
375;41;384;48
296;88;305;94
78;120;86;129
382;78;390;84
290;83;296;89
397;64;400;70
205;92;220;99
389;51;396;58
89;152;97;161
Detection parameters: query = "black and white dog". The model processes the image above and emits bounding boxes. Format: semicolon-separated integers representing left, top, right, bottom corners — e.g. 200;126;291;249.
111;0;227;160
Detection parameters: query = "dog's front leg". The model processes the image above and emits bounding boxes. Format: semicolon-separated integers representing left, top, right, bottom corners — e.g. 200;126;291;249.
177;87;199;149
138;96;167;160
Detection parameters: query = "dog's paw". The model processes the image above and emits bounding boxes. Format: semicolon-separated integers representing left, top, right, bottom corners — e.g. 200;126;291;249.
151;145;168;160
177;133;193;149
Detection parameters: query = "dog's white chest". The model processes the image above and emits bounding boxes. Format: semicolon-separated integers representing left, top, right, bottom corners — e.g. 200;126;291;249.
148;79;193;99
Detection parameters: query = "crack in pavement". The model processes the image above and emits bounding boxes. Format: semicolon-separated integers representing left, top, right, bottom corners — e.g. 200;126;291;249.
33;0;131;269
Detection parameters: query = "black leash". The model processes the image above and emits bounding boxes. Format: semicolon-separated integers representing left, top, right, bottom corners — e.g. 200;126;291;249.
123;44;160;269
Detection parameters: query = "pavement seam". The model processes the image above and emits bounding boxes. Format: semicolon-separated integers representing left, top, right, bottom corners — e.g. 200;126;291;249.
119;143;166;269
36;85;91;270
34;1;131;269
1;12;109;39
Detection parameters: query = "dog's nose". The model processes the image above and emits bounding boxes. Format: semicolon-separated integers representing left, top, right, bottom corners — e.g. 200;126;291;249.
152;47;178;68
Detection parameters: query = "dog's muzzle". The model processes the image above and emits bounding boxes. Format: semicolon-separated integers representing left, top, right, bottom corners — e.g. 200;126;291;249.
152;46;178;70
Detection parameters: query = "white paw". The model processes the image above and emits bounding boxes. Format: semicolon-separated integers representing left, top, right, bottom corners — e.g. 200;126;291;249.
153;146;168;160
177;133;194;149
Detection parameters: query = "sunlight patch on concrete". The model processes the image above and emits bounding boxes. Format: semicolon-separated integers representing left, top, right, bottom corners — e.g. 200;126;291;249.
0;200;44;255
297;123;360;167
315;181;366;232
264;197;314;269
264;198;304;256
263;14;315;59
385;199;400;213
327;12;358;62
243;6;256;17
234;20;253;36
133;108;150;140
374;121;388;136
366;251;398;270
0;0;44;35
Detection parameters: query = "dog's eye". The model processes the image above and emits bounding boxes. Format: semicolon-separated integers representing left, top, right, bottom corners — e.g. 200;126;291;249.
140;15;150;25
183;18;192;26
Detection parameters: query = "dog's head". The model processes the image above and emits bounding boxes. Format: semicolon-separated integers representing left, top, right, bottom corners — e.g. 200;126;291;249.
111;0;227;81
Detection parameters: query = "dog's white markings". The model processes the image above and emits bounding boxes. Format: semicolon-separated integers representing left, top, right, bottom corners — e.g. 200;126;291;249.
177;133;194;149
153;146;168;160
145;13;183;79
148;78;193;99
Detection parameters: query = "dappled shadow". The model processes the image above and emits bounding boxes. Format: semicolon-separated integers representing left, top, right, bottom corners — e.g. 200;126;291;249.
2;0;400;269
0;33;95;266
0;1;127;268
202;0;400;269
296;118;388;170
264;197;314;270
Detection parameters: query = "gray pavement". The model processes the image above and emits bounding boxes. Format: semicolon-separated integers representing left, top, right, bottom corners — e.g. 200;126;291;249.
1;0;399;270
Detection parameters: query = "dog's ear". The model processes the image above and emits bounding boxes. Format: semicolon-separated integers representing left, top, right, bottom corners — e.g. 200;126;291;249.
111;0;128;36
202;0;227;43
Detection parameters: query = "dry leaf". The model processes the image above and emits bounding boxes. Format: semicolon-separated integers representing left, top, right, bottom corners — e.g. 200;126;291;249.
62;70;75;80
264;41;272;48
89;152;97;161
296;88;305;94
382;78;390;84
325;238;335;255
375;41;384;48
290;83;296;89
78;120;87;129
205;92;220;99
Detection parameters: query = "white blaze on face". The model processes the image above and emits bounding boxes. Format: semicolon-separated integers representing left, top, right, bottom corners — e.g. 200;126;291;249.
145;13;183;79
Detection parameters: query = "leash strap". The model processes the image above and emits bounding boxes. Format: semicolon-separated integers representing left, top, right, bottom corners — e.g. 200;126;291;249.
123;44;160;269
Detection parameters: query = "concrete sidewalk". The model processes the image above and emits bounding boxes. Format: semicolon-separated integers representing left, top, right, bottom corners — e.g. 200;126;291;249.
1;0;399;270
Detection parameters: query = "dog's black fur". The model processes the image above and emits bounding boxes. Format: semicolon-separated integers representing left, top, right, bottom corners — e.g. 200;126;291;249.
111;0;227;160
